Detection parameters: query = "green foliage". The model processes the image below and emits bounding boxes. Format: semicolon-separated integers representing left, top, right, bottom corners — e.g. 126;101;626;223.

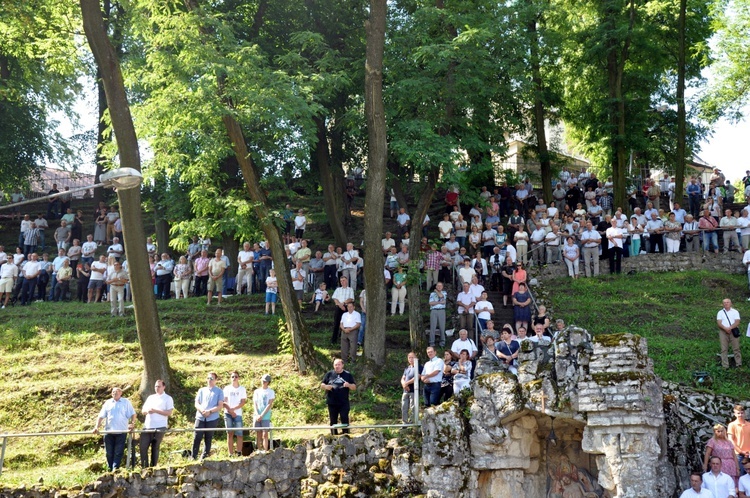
0;0;85;185
386;0;525;179
558;0;713;175
700;0;750;122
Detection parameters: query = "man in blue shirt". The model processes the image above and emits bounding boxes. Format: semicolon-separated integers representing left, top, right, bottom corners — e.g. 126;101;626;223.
93;387;136;471
257;243;273;293
687;178;703;218
192;372;224;460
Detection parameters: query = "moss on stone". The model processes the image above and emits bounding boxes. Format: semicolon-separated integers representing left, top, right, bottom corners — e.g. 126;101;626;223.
591;371;654;385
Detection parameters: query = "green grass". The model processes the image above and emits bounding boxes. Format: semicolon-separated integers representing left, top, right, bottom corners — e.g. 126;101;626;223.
0;294;417;488
543;270;750;398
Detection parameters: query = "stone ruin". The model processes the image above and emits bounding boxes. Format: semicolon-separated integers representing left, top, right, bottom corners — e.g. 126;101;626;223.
2;327;740;498
419;327;677;498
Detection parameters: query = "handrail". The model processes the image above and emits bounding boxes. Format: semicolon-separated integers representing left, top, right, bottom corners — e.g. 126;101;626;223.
0;422;422;476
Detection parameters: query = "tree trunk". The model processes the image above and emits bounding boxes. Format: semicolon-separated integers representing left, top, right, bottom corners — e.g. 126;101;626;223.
221;233;239;281
329;93;351;222
92;0;111;207
675;0;686;199
152;174;171;258
407;168;439;351
604;0;635;210
361;0;388;383
80;0;172;396
313;115;348;247
222;116;319;373
180;0;318;373
387;160;409;213
529;15;552;203
94;70;108;207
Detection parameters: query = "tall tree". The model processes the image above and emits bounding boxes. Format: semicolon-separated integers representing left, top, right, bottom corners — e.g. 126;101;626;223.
80;0;172;396
170;0;320;372
362;0;388;379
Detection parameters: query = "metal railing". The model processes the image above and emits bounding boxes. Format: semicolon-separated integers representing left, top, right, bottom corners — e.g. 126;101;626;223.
0;360;422;477
0;417;423;476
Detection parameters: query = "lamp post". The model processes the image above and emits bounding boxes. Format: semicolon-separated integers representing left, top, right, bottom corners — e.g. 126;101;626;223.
103;168;172;396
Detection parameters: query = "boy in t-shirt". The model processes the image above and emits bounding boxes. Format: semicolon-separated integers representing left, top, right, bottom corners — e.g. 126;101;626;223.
252;374;275;451
265;269;278;315
310;282;330;312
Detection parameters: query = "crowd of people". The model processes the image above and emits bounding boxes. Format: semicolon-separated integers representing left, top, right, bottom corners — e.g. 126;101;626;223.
91;358;358;471
682;405;750;497
7;169;750;491
93;371;276;471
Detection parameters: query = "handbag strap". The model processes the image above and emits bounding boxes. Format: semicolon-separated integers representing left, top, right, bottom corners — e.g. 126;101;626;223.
723;309;734;328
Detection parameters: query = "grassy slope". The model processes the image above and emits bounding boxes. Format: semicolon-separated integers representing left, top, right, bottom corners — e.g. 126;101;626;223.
543;271;750;398
0;294;414;488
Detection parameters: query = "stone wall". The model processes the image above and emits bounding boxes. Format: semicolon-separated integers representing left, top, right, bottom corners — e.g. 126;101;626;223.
421;328;678;498
531;251;745;279
0;431;422;498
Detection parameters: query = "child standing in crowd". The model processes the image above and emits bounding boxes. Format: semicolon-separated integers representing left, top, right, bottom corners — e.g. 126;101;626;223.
265;269;278;315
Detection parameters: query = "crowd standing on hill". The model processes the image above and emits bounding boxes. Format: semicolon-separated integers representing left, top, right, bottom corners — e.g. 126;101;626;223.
7;168;750;480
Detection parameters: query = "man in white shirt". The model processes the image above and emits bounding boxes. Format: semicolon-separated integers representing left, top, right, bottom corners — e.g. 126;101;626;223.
606;219;624;274
140;379;174;467
451;328;478;361
0;260;18;308
88;255;108;303
456;282;476;337
107;261;129;316
331;276;355;344
82;234;97;266
396;208;410;240
717;298;742;369
19;253;41;305
438;214;453;242
702;456;737;497
35;214;48;251
341;243;360;292
420;347;444;407
339;302;361;363
107;237;124;261
294;209;307;239
530;225;547;267
544;225;561;264
222;372;247;457
580;221;601;277
236;242;254;295
381;232;396;255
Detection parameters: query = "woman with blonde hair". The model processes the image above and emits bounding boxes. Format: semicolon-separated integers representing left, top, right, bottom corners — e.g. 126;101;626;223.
173;256;192;299
703;423;740;486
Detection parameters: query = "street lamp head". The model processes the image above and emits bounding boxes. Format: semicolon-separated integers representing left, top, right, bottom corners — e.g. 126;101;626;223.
101;168;143;190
